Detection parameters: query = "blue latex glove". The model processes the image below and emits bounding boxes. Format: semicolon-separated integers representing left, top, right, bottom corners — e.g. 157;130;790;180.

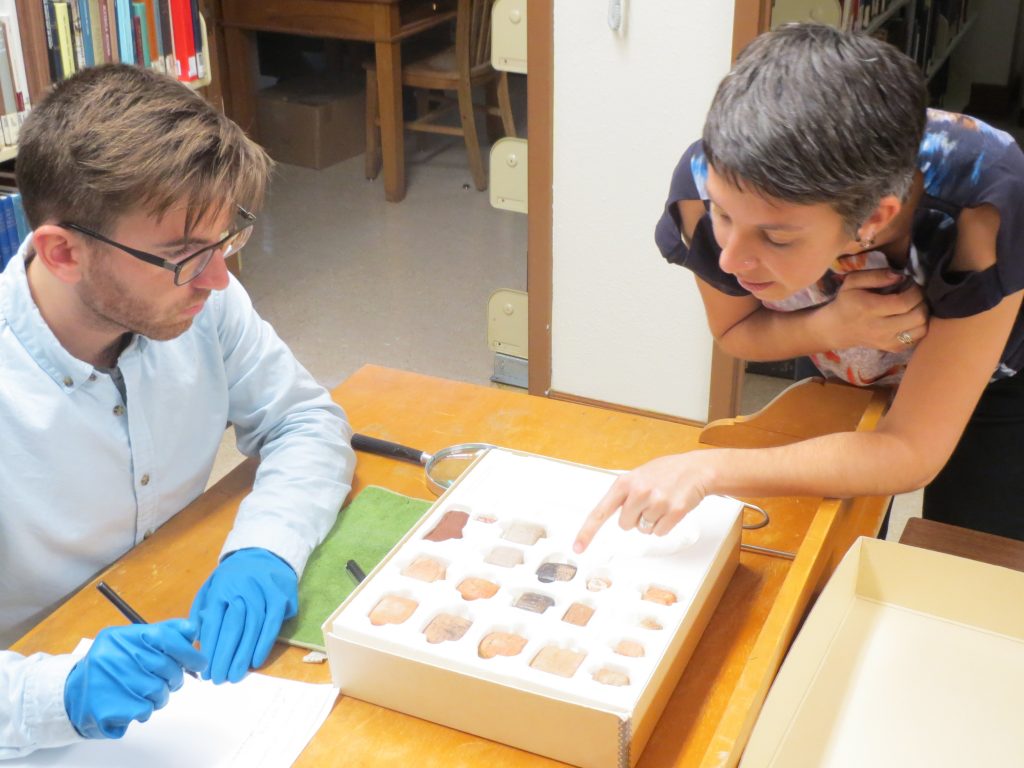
189;547;298;684
64;619;207;739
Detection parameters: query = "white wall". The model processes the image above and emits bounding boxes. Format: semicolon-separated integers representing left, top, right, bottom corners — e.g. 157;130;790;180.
550;2;734;421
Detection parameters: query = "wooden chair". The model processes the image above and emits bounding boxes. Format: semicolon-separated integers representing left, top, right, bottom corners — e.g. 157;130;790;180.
364;0;517;192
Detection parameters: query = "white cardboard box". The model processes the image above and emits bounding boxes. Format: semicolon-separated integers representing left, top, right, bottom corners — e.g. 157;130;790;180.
324;448;742;768
743;537;1024;767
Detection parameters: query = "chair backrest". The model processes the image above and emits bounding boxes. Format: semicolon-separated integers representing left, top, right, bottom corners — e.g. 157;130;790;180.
455;0;495;77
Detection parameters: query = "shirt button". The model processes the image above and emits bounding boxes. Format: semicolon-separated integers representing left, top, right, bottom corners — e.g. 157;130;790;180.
63;376;73;387
113;405;125;416
140;474;150;486
88;374;97;382
143;529;154;539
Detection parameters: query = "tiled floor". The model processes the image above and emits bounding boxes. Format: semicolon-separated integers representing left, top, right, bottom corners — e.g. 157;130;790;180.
239;150;528;390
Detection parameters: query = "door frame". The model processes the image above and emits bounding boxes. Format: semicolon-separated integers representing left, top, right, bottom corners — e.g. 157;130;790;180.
525;0;771;420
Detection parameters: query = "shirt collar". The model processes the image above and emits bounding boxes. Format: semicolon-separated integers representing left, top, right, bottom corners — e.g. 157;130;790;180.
0;237;103;393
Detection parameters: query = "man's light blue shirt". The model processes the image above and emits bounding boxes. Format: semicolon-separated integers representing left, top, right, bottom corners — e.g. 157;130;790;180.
0;240;355;757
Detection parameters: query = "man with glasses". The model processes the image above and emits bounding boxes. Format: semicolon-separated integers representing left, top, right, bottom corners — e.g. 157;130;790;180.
0;64;355;758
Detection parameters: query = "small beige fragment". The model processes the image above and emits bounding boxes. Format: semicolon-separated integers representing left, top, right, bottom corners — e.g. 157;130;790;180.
484;546;524;568
593;667;630;687
614;639;645;657
639;617;663;630
478;632;528;659
530;646;586;678
457;577;499;601
423;613;473;644
369;595;418;626
401;555;447;583
474;514;498;524
642;586;677;605
586;576;612;592
301;651;328;664
502;522;546;546
561;602;594;627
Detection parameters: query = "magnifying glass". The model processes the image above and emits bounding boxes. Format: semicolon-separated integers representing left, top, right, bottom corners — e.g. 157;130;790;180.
351;433;494;494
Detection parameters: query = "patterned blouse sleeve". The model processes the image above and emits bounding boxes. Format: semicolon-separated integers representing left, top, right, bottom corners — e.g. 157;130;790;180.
925;137;1024;319
653;139;746;296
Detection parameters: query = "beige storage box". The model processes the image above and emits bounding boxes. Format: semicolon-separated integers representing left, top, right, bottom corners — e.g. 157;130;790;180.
743;536;1024;767
324;448;742;768
255;77;365;170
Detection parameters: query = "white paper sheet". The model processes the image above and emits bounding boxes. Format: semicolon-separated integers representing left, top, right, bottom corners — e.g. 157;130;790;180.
13;642;338;768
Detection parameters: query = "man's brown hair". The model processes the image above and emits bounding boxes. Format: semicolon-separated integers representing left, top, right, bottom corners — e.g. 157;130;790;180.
17;64;271;237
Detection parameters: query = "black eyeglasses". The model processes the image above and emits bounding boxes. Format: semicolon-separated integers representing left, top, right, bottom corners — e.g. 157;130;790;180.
62;206;257;286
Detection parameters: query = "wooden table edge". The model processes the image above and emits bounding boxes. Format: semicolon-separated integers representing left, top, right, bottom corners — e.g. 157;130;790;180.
696;385;890;767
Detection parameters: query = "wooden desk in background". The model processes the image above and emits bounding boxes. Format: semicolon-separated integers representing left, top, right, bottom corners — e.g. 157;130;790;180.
214;0;456;202
12;365;890;767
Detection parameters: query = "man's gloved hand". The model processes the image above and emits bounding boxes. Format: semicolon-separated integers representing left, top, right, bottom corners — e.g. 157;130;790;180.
64;619;206;739
189;547;298;684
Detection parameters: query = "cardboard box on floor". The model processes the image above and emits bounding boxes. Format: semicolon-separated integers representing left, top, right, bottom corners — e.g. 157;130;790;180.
256;78;365;170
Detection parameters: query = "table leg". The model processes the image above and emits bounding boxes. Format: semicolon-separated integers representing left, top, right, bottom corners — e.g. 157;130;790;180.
374;39;406;202
222;26;259;139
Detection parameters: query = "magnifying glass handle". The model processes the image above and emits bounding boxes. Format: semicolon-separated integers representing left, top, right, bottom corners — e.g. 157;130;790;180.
351;433;431;465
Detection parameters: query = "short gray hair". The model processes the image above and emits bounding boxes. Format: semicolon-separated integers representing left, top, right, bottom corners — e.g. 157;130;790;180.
703;23;927;234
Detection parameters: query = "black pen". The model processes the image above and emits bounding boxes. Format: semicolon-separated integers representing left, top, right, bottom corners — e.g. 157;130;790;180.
96;580;199;679
346;559;366;583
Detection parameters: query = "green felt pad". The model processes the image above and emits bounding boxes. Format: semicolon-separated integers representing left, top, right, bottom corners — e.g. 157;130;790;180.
278;485;432;650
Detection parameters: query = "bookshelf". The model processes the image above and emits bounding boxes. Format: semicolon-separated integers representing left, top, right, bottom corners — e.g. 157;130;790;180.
863;0;912;38
924;10;977;82
0;1;214;166
773;0;979;105
14;1;213;104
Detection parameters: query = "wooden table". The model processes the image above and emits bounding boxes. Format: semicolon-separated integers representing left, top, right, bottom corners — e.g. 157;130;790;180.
12;365;890;767
216;0;456;202
900;517;1024;574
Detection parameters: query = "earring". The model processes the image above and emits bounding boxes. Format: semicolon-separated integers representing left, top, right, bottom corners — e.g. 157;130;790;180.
859;233;876;250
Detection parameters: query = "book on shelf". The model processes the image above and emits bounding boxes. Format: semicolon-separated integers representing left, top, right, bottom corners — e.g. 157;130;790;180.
85;0;104;64
53;2;74;80
188;0;200;80
77;0;93;66
156;0;171;74
142;0;161;72
169;0;195;81
41;0;61;81
0;190;28;272
129;1;148;67
0;192;17;261
67;0;85;70
114;0;133;65
102;0;117;62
